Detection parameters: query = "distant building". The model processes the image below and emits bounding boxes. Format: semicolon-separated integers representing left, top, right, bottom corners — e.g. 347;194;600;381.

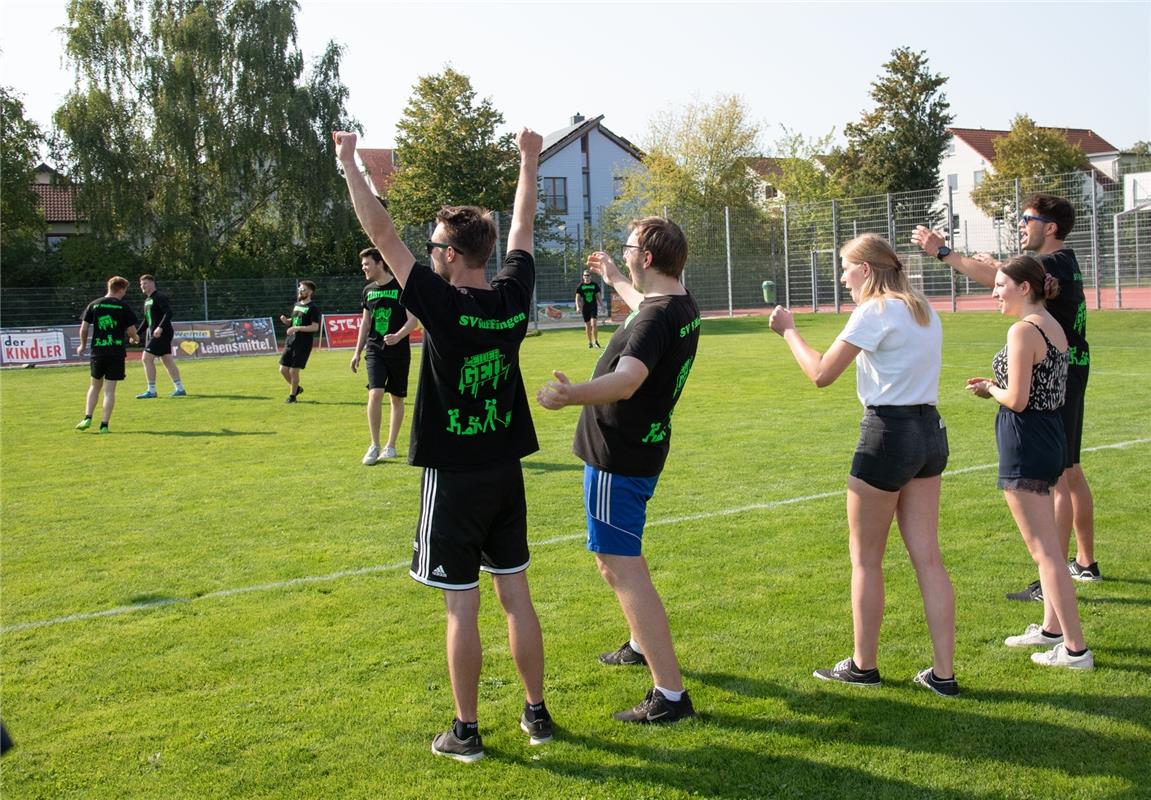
355;147;397;198
30;164;86;250
539;113;644;242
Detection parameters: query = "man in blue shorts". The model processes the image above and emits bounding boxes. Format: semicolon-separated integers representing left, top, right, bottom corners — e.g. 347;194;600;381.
538;217;701;724
75;276;139;433
335;126;553;762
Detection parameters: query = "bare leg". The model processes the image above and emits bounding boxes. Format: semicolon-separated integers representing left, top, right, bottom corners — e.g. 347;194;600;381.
590;318;599;343
846;477;898;671
142;352;158;385
443;588;482;722
895;475;955;678
160;353;183;386
1064;465;1096;565
1004;489;1087;651
492;571;545;704
366;389;385;448
279;365;299;394
386;393;405;451
595;553;683;692
85;378;103;417
101;380;118;425
584;320;594;345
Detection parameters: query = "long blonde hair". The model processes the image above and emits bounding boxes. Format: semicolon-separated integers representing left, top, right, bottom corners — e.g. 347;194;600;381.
840;233;932;326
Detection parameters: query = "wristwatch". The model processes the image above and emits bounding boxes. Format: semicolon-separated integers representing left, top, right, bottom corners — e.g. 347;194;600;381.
936;245;952;261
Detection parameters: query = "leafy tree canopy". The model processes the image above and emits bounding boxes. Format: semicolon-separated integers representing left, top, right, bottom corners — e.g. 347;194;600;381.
970;114;1086;218
1;85;47;272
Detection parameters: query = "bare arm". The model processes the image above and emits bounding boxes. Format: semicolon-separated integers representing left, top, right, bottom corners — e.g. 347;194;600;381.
350;309;371;372
76;321;89;355
769;306;859;387
911;225;998;288
507;128;542;255
536;356;649;410
986;323;1035;412
588;251;644;311
384;314;420;345
333;131;416;286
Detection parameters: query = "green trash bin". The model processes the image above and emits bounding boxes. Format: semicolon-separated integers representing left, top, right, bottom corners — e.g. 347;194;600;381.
761;280;776;305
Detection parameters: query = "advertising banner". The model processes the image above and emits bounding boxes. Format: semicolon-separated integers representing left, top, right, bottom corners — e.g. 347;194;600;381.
1;317;278;367
322;313;423;348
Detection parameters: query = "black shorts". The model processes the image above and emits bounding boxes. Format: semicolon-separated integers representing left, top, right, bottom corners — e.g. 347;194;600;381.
365;350;410;396
1060;367;1088;467
279;345;311;369
145;336;173;357
996;406;1066;494
410;459;529;590
90;354;126;381
850;405;949;492
582;304;598;322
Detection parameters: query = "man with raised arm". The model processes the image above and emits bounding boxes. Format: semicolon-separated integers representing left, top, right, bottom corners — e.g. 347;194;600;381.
913;193;1100;599
334;128;552;762
537;217;701;725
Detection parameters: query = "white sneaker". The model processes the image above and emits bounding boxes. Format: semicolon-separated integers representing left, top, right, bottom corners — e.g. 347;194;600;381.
380;445;397;459
362;444;381;465
1031;642;1094;670
1005;623;1064;648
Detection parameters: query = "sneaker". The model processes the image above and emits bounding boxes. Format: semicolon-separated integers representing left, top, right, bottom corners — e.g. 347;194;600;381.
520;706;554;745
813;657;881;686
285;395;296;404
913;668;960;698
136;391;157;399
381;445;398;459
362;444;381;465
588;342;594;349
1068;559;1102;582
431;729;484;763
595;341;602;348
169;388;187;397
1031;642;1094;670
1006;579;1043;602
295;386;303;397
599;641;647;666
98;426;110;434
1005;623;1064;648
613;688;695;724
75;418;92;430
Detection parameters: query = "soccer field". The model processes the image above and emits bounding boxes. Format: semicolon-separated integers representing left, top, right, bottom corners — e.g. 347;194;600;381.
2;313;1149;799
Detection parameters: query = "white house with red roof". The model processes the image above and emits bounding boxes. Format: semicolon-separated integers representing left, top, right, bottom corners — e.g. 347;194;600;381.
30;164;86;250
939;126;1119;253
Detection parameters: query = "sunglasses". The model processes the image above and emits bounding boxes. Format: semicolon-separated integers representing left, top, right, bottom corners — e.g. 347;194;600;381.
425;241;455;255
1020;213;1054;226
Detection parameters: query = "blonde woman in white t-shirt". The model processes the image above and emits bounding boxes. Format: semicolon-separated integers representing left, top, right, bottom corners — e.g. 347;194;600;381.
769;233;958;697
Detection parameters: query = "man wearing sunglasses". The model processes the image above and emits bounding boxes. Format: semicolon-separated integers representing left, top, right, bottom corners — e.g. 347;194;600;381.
913;193;1100;599
333;127;552;762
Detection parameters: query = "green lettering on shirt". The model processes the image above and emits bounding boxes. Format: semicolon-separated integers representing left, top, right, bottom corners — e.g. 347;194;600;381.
457;312;526;330
458;349;511;397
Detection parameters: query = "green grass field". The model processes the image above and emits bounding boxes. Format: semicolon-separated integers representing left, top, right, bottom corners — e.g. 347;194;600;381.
2;312;1149;800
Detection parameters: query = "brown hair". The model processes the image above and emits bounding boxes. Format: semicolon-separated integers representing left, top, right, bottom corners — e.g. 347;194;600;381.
299;280;316;293
629;217;688;278
139;274;156;283
359;247;392;274
1022;193;1075;240
107;276;130;293
839;233;932;326
436;205;497;268
1000;255;1059;302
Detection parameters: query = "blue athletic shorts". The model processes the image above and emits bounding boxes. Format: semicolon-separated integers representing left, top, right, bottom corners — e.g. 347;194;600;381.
584;465;659;557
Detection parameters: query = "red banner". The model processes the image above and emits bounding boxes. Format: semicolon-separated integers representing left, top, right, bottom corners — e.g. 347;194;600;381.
322;313;422;348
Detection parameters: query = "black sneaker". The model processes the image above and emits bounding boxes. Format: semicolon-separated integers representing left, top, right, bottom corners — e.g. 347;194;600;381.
813;657;881;686
599;641;647;666
588;342;594;349
913;668;960;698
519;705;554;745
1068;559;1102;582
285;395;296;404
1006;579;1043;602
431;728;484;763
612;688;695;724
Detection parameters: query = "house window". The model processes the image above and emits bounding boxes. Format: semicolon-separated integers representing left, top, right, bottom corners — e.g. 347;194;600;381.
45;234;69;251
542;177;567;213
952;214;960;234
947;139;956;155
973;170;985;187
947;174;958;190
613;175;625;200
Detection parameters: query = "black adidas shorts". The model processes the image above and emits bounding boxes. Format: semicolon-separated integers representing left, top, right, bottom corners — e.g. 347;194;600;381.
365;350;409;396
145;336;173;357
279;344;311;369
410;459;529;590
90;354;126;381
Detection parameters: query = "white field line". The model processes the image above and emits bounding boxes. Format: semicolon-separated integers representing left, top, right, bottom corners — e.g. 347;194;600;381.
4;437;1148;635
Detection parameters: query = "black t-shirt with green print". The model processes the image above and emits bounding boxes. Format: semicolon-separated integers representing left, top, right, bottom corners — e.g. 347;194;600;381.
1040;249;1089;373
577;281;600;311
362;277;409;357
285;300;320;350
573;291;701;477
82;296;138;357
399;250;539;470
141;290;174;340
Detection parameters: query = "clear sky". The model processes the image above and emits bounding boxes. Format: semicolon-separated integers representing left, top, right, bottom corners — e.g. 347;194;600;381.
2;0;1148;157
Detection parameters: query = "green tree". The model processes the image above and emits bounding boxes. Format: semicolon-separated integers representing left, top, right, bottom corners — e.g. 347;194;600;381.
1;86;47;278
841;47;954;196
53;0;358;278
388;67;517;227
768;127;843;204
970;114;1086;218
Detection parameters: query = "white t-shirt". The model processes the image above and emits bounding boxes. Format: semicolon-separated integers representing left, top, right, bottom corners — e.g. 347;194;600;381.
837;297;942;407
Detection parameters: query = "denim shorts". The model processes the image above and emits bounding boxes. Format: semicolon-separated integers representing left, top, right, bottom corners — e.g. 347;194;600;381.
850;405;949;492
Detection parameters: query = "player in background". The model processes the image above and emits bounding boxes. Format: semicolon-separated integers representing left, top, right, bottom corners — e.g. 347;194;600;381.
135;274;187;398
278;281;320;403
75;276;139;433
575;268;602;348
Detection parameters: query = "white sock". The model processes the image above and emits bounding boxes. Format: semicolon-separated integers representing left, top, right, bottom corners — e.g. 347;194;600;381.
655;686;683;702
147;383;156;392
629;638;644;655
174;380;184;391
